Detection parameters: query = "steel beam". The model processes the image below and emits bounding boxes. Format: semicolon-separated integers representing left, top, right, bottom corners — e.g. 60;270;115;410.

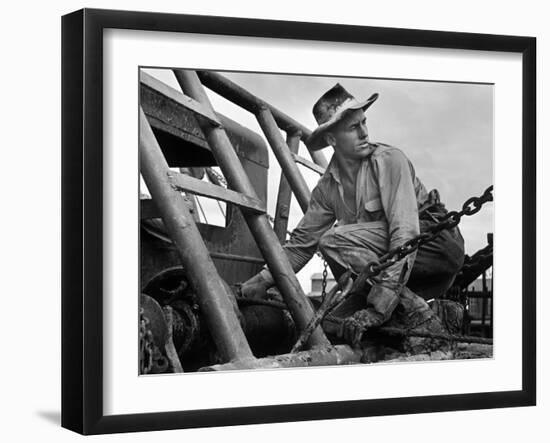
139;108;253;362
140;70;221;127
173;69;329;348
200;345;362;371
257;109;311;212
273;132;300;243
292;153;326;176
168;170;266;214
196;70;328;169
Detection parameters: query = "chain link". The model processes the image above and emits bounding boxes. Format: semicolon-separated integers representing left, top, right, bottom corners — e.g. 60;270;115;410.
139;307;155;374
292;185;494;352
321;260;329;300
365;185;493;278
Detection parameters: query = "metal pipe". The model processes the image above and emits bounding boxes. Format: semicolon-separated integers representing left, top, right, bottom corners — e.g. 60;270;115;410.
273;132;301;243
197;70;329;168
200;345;362;371
173;70;329;348
257;110;311;212
139;108;253;362
481;270;488;328
209;251;265;265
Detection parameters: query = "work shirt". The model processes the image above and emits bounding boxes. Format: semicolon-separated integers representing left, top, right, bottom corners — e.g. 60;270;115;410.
279;142;430;290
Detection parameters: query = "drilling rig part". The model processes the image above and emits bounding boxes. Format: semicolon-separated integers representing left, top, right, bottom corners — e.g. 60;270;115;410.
173;69;329;348
139;108;254;362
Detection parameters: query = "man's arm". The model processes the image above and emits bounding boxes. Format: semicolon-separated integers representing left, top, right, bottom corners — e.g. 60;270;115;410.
243;184;336;295
372;147;420;291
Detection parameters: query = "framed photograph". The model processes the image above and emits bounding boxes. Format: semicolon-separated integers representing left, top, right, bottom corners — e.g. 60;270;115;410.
61;8;536;435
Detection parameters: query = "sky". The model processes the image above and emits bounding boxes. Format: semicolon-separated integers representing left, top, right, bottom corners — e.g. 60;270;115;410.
143;68;494;292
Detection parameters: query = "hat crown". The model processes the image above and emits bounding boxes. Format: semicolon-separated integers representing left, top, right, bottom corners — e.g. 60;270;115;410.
312;83;357;125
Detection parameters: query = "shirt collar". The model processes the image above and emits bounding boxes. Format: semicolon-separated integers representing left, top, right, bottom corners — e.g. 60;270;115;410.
325;156;342;184
324;142;379;185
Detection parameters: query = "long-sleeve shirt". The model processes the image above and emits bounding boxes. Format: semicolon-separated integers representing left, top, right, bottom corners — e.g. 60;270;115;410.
277;142;430;289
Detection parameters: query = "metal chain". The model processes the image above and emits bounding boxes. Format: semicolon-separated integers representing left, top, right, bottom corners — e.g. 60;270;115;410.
292;185;494;352
139;307;155;374
321;260;329;300
361;185;493;280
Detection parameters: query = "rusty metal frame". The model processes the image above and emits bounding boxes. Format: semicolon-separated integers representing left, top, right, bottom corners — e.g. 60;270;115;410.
273;132;301;242
62;8;536;435
197;70;329;169
173;68;329;349
197;71;329;239
167;170;266;214
139;108;254;362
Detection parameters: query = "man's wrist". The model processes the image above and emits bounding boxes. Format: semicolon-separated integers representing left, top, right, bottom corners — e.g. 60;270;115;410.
258;269;275;287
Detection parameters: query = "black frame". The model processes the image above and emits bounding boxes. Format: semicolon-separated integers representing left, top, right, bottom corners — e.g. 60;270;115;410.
61;8;536;435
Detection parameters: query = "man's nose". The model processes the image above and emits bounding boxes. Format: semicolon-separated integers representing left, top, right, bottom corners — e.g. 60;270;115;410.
358;124;368;138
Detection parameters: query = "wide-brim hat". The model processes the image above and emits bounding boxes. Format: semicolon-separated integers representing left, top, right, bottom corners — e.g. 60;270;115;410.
305;83;379;151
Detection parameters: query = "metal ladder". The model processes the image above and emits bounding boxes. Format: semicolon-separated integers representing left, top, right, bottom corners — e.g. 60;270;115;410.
139;69;334;366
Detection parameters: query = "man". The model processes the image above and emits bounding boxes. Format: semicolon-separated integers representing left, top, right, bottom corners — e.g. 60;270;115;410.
241;83;465;348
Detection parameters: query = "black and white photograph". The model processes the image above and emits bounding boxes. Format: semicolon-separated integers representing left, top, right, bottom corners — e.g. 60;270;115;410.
138;68;494;374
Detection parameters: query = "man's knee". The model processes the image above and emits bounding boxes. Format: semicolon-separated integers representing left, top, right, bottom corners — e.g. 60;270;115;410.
318;228;336;256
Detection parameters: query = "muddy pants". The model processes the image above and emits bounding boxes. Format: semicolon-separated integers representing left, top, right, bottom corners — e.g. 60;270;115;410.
320;217;464;352
318;218;465;302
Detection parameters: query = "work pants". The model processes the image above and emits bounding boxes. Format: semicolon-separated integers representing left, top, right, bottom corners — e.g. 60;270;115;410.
318;217;465;319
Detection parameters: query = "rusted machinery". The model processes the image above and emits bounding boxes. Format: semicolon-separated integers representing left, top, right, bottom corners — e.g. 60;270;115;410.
138;70;493;374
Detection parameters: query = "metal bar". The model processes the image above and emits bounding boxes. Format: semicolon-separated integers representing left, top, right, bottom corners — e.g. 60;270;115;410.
196;70;329;168
140;71;221;127
292;153;326;176
173;69;329;348
489;270;493;332
481;271;488;328
200;345;362;371
168;170;266;214
139;108;253;362
257;108;311;212
209;251;264;265
273;132;300;243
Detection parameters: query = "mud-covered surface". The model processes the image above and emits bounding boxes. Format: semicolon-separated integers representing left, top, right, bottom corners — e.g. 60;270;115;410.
367;342;492;364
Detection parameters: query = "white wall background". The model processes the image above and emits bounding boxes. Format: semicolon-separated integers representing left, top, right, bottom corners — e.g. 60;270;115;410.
0;1;546;441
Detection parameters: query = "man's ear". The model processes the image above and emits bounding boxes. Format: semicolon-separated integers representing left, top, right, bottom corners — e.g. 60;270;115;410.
324;132;336;147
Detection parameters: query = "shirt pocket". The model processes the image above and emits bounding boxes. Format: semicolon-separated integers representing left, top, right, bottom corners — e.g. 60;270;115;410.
364;197;383;213
362;197;385;222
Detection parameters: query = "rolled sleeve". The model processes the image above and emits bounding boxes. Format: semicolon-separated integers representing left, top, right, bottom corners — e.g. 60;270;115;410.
282;184;336;273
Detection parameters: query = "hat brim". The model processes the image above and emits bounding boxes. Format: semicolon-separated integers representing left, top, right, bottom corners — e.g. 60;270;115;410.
305;93;379;151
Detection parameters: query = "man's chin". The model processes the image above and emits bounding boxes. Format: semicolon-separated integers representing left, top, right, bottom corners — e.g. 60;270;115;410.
355;143;373;154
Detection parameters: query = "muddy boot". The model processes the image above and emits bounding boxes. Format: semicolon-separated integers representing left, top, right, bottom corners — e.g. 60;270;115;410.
386;287;451;355
431;299;465;334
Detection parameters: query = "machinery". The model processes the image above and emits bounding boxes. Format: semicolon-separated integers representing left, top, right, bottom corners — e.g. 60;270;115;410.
138;69;493;374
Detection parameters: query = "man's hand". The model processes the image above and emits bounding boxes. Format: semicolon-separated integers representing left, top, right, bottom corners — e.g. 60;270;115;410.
339;309;384;348
239;272;272;299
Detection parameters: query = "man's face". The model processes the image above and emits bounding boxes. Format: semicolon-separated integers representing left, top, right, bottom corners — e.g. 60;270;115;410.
326;109;371;161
